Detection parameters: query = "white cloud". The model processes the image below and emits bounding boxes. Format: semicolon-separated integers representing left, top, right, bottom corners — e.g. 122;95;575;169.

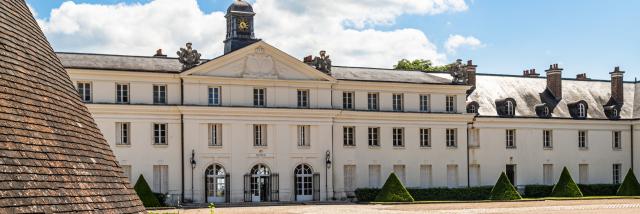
36;0;471;68
444;34;483;54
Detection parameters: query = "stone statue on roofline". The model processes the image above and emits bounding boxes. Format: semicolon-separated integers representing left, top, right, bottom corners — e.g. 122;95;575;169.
313;50;332;73
449;59;468;84
177;42;202;70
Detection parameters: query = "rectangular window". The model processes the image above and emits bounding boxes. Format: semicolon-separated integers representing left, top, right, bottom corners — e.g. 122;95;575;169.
578;130;588;149
208;87;221;106
368;165;381;188
297;89;309;108
368;127;379;147
297;125;310;147
253;88;266;107
77;82;92;103
367;92;379;111
420;165;432;188
253;124;267;146
469;128;480;147
343;126;355;146
392;93;403;112
420;128;431;147
420;94;430;112
153;123;167;145
543;130;553;149
153;165;169;194
506;129;516;148
153;84;167;104
209;124;222;146
447;164;459;188
116;83;129;104
393;165;406;184
613;164;622;184
506;164;517;185
469;164;481;187
342;92;354;110
343;165;356;196
446;128;457;148
115;122;130;145
122;165;132;183
446;95;456;113
579;164;589;184
392;128;404;147
613;131;622;150
543;164;553;185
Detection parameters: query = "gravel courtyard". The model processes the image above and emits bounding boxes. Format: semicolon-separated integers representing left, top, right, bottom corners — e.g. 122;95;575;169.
154;199;640;214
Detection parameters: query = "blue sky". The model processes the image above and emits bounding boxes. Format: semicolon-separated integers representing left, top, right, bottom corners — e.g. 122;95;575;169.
28;0;639;80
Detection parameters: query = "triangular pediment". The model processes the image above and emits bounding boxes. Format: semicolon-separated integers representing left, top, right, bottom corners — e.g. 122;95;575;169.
182;41;335;82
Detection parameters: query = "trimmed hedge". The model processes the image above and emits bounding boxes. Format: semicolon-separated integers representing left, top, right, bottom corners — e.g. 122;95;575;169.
374;173;414;202
617;169;640;196
356;186;493;202
524;184;620;198
134;175;162;207
524;185;553;198
489;172;521;200
550;167;583;197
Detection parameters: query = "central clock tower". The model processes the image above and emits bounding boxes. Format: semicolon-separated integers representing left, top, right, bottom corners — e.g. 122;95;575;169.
224;0;259;54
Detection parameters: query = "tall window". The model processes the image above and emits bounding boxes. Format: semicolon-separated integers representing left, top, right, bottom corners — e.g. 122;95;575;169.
579;164;589;184
77;82;92;103
297;125;310;147
392;128;404;147
122;165;132;183
253;88;266;107
578;130;588;149
253;124;267;146
447;164;459;188
543;164;553;185
446;128;457;148
116;83;129;104
343;165;356;196
392;93;403;112
506;129;516;148
153;123;167;145
578;103;586;118
543;130;553;149
367;93;379;111
446;95;456;113
612;131;622;150
208;87;221;106
297;89;309;108
420;94;430;112
506;100;515;116
368;127;379;147
393;165;406;184
343;126;355;146
153;84;167;104
368;165;381;188
420;165;433;188
153;165;169;193
613;164;622;184
342;92;354;109
420;128;431;147
115;122;130;145
209;124;222;146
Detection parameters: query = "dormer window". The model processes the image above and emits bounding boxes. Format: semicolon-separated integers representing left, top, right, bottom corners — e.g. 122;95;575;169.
543;106;549;117
603;104;621;120
612;109;618;117
568;101;588;119
535;103;552;118
496;98;516;117
577;103;586;118
506;100;515;116
468;105;476;114
466;101;479;115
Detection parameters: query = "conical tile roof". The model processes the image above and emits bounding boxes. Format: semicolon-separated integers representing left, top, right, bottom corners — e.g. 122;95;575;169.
0;0;145;213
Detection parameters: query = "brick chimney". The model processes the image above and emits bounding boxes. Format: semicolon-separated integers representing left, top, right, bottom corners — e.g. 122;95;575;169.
545;64;563;100
154;49;167;57
523;69;540;77
610;66;625;104
465;60;477;95
576;73;589;80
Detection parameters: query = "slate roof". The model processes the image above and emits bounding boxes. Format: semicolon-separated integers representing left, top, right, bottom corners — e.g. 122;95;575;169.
0;0;145;213
466;74;637;119
331;66;451;84
58;52;184;73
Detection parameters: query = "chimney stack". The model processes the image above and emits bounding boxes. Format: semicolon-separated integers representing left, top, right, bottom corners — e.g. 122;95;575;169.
523;69;540;77
466;60;477;88
154;49;167;57
610;66;625;104
576;73;588;80
545;64;563;100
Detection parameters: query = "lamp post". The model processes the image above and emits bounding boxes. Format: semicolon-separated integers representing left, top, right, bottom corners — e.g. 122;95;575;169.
190;149;196;202
325;150;331;201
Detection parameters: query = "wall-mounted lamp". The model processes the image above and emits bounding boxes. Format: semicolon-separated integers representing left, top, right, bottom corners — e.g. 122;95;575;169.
325;150;332;169
190;149;197;169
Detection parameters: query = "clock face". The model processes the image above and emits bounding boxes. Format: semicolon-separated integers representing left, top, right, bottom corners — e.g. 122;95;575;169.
238;18;249;32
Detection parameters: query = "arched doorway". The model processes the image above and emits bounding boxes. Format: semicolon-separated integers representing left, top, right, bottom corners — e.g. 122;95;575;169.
205;164;228;203
245;164;279;202
294;164;313;201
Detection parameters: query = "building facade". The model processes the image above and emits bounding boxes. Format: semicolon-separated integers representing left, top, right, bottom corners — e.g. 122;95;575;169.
57;0;639;204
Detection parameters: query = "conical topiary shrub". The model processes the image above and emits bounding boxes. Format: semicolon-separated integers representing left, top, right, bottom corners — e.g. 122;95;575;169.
133;174;161;207
550;167;583;197
374;173;414;202
617;168;640;196
489;172;522;200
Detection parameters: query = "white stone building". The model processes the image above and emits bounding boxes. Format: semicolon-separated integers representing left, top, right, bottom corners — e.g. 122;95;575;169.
57;0;639;204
